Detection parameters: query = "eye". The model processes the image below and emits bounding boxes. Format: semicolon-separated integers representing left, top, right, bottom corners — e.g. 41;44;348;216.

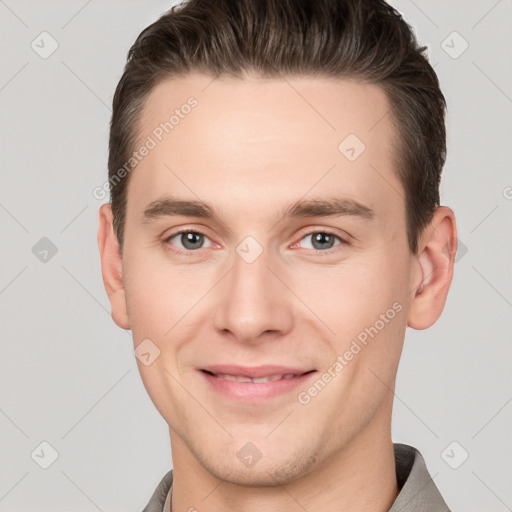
164;229;347;255
296;231;346;252
165;229;215;253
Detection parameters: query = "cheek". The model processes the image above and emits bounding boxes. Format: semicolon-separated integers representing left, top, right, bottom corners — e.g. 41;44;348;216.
296;257;406;332
122;253;215;339
297;252;409;374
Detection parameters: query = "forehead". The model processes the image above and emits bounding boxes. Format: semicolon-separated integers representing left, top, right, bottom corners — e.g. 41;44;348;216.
127;73;403;226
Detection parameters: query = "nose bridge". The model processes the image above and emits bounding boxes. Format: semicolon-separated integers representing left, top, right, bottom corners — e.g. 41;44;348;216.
213;241;293;342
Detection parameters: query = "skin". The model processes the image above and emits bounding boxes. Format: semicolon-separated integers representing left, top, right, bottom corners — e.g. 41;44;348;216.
98;73;457;512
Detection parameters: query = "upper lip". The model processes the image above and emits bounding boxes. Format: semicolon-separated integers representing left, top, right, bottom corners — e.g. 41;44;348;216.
200;365;315;378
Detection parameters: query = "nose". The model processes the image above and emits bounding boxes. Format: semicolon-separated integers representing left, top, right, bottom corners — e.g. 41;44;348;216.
212;244;294;344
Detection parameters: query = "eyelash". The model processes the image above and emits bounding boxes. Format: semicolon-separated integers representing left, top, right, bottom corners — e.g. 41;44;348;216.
164;228;348;256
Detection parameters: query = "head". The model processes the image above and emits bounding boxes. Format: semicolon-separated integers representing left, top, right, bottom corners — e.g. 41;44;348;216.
98;0;457;487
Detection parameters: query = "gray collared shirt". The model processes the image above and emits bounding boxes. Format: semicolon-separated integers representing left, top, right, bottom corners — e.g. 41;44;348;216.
142;443;451;511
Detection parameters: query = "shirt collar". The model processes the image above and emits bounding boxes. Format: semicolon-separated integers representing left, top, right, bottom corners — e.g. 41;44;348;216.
389;443;451;511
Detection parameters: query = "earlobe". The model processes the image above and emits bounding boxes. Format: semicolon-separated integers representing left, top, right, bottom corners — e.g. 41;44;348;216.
97;204;131;330
407;206;457;330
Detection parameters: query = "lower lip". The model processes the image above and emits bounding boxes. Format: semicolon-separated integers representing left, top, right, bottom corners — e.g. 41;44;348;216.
199;370;317;402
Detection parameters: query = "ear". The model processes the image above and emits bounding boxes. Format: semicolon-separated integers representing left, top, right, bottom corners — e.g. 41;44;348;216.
97;203;130;330
407;206;457;330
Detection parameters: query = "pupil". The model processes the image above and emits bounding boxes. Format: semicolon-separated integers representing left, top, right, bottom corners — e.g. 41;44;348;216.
312;233;334;250
182;232;203;250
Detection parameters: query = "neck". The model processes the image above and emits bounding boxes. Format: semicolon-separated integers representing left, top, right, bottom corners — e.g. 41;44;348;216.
168;406;398;512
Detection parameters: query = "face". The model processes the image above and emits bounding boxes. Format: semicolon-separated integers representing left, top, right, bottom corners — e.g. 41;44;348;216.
99;73;455;486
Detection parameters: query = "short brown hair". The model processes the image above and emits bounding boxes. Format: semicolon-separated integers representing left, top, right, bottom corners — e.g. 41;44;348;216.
108;0;446;254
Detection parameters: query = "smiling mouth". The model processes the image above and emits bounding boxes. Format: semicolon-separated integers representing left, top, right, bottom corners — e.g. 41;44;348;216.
198;367;318;402
200;369;315;383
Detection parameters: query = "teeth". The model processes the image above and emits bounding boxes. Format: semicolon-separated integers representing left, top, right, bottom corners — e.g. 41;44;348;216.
252;374;282;383
215;373;299;383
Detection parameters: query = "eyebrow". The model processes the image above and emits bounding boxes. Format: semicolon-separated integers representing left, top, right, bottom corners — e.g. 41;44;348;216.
141;195;375;225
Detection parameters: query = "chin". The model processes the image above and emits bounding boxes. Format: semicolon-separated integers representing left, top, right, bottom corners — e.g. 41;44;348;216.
197;441;320;488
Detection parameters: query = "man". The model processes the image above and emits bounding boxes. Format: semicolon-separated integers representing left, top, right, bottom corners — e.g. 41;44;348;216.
97;0;457;510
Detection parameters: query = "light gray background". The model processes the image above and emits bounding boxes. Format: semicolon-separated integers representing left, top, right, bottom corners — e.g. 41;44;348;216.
0;1;511;510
